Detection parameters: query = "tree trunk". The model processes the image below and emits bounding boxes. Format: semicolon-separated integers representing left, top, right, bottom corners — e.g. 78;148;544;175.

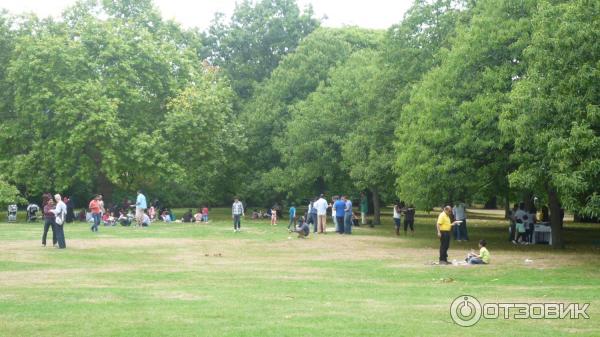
548;187;564;249
371;187;381;225
504;187;510;219
97;171;114;204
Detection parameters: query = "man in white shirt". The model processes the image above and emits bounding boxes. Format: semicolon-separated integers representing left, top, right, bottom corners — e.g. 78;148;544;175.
314;194;329;233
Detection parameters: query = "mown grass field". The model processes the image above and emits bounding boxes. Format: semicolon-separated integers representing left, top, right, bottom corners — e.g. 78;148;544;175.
0;208;599;337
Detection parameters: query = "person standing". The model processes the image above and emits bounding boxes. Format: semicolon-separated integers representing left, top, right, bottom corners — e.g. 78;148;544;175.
232;197;244;232
135;190;147;228
89;195;102;232
270;206;278;226
330;196;338;231
42;199;57;247
404;204;416;234
360;192;368;226
309;198;318;233
51;194;67;249
288;204;296;229
202;205;209;223
452;202;469;241
333;197;346;234
437;206;462;264
314;194;328;234
344;195;353;234
393;201;402;236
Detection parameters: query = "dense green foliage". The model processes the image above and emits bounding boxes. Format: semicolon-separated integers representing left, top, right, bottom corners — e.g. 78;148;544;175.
0;0;598;243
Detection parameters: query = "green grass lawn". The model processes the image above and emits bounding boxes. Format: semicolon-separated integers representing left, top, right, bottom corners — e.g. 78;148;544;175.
0;208;599;337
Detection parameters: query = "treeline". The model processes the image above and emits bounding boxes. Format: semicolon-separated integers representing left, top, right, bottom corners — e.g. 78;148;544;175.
0;0;598;245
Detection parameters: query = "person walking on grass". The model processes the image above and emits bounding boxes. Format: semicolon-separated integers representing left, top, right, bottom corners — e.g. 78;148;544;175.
89;195;101;232
135;190;147;228
437;205;462;265
404;204;415;235
288;204;296;229
42;199;57;247
314;194;328;234
232;197;244;232
51;194;67;249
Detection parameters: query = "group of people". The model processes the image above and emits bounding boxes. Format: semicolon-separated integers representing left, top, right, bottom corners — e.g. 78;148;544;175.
41;193;67;249
436;205;490;265
508;202;550;245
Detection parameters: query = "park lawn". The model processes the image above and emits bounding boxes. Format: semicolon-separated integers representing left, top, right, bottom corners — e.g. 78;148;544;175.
0;208;599;337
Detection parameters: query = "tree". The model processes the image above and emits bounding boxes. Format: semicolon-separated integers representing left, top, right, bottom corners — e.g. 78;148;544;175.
207;0;319;99
502;0;600;247
395;0;535;210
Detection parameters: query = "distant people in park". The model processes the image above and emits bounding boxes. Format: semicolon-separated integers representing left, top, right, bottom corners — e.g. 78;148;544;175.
182;209;194;223
288;204;296;229
161;209;171;223
51;194;67;249
314;194;328;233
526;205;537;243
404;204;415;234
330;196;339;231
202;206;209;223
393;201;403;236
232;197;244;232
360;192;368;226
344;195;353;234
65;196;75;223
42;199;57;247
308;198;318;233
452;202;468;241
141;212;151;227
194;209;203;222
290;216;310;238
77;209;86;222
118;210;131;226
465;240;491;265
89;195;102;232
148;205;156;221
271;206;278;226
135;190;147;227
437;205;462;265
333;196;346;234
98;194;105;217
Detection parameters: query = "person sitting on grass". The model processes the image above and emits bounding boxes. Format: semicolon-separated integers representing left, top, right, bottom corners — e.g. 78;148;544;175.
182;209;194;223
290;216;310;238
118;210;131;226
466;240;491;264
141;212;151;227
194;209;203;223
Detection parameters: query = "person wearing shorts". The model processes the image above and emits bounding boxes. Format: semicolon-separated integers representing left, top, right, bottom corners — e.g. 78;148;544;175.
135;190;147;227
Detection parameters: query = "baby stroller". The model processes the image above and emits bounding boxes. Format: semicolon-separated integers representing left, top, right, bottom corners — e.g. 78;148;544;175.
7;204;18;222
26;203;40;222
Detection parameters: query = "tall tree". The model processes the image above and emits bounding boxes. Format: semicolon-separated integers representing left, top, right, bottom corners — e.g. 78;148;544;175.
502;0;600;247
207;0;319;99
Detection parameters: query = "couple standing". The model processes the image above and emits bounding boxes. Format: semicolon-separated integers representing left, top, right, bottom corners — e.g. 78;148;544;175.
41;194;67;249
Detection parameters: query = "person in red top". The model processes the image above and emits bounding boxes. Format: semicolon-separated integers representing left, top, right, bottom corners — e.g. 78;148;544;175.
89;195;101;232
202;206;209;223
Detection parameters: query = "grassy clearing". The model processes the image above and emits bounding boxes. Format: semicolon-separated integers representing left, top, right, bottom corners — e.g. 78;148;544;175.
0;208;599;337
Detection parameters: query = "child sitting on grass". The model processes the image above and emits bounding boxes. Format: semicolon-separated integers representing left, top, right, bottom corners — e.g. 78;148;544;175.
466;240;490;264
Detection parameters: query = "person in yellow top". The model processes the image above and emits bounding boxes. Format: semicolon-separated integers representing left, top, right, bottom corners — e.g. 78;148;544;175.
437;206;462;265
466;240;491;264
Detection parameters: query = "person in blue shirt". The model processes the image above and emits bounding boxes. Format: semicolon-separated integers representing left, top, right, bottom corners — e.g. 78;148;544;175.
309;198;318;233
288;204;296;229
135;190;147;227
344;195;353;234
333;197;347;234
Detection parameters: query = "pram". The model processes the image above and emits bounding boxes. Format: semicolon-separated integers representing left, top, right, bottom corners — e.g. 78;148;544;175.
7;204;18;222
26;204;40;222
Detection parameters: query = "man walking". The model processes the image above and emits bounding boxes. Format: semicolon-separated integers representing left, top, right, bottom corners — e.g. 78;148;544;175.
89;195;102;232
314;194;328;234
288;204;296;229
437;205;462;264
135;190;147;228
232;197;244;232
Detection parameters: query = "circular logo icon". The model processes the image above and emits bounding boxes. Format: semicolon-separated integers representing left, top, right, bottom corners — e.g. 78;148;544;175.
450;295;482;327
